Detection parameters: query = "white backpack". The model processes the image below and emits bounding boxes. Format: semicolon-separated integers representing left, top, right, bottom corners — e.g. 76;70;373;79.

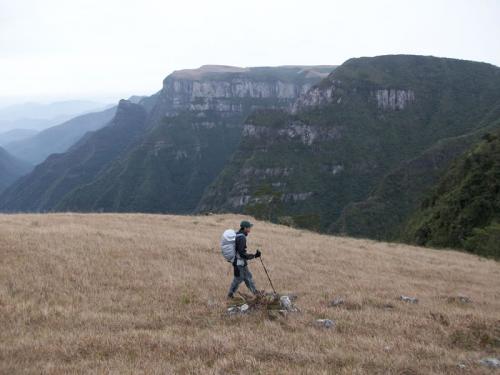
220;229;243;262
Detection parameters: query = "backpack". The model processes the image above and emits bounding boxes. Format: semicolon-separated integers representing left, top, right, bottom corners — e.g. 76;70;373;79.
220;229;243;262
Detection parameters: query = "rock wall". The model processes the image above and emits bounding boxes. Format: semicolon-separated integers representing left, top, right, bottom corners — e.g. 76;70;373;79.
292;80;338;113
374;89;415;110
242;120;341;146
198;115;343;212
150;65;335;120
294;83;416;113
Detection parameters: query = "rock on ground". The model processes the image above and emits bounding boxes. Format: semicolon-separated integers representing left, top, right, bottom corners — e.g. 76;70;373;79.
479;358;500;368
329;297;345;307
399;295;418;304
315;319;335;329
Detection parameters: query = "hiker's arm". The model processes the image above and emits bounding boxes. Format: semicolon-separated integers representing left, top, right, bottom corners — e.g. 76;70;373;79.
235;235;255;260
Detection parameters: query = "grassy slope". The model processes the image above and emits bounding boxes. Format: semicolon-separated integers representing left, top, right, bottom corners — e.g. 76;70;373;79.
0;214;498;374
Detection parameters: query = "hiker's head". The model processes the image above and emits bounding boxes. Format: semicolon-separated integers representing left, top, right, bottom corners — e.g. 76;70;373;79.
240;220;253;235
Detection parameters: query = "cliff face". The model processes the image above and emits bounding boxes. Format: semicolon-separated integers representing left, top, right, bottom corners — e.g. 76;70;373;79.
291;79;338;112
242;119;341;146
374;89;415;110
293;79;415;114
199;114;342;213
150;65;335;120
196;106;360;230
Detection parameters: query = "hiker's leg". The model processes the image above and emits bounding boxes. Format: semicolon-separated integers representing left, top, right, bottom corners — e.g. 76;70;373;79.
228;266;244;295
242;266;257;294
228;276;242;295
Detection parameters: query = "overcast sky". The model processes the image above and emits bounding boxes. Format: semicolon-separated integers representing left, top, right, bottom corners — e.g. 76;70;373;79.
1;0;499;105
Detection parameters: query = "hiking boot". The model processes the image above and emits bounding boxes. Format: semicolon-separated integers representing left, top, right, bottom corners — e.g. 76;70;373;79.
227;293;234;299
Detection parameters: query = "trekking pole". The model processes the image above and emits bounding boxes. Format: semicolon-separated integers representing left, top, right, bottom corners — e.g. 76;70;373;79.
259;255;277;294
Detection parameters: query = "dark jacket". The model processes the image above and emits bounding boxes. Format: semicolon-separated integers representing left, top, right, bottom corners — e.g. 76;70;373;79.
234;229;255;266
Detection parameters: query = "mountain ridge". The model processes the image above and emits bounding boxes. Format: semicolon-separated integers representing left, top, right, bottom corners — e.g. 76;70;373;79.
0;146;32;192
0;100;147;211
198;55;500;235
4;106;117;164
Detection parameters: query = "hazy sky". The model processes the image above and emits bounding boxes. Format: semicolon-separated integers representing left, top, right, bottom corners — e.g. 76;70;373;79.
1;0;499;105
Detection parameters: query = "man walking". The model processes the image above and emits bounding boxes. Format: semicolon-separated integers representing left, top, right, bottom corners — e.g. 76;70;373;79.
228;220;261;299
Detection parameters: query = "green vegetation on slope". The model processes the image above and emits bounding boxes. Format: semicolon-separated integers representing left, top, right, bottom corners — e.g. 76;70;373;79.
333;102;500;240
403;130;500;258
58;111;242;213
332;133;479;239
199;55;500;236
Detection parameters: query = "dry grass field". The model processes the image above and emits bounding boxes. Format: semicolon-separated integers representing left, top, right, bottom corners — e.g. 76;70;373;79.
0;213;499;374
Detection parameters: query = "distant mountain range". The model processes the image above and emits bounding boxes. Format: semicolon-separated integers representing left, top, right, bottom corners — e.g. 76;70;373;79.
0;57;499;257
0;146;31;192
3;106;117;164
0;100;112;132
0;128;39;146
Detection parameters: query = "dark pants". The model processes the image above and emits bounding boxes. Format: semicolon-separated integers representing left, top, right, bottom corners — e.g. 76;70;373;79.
229;265;257;295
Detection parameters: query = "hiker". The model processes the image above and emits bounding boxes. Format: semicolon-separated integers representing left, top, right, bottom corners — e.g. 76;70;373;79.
227;220;261;299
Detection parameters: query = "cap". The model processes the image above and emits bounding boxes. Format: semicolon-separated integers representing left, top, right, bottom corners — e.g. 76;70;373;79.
240;220;253;229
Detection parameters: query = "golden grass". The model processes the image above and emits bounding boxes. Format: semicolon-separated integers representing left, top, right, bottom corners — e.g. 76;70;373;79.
0;213;499;374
